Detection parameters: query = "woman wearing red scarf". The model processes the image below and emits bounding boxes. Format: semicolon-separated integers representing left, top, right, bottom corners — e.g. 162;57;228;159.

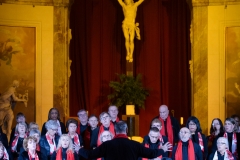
66;119;83;154
18;136;46;160
10;122;28;159
39;120;60;160
51;134;78;160
211;118;240;159
208;137;236;160
186;116;208;159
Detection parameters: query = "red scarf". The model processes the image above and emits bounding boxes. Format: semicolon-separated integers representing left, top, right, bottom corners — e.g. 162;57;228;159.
198;132;204;152
11;134;27;152
36;144;40;151
159;116;174;146
56;148;75;160
223;132;238;157
113;134;128;139
97;123;115;146
175;139;195;160
142;143;162;160
69;133;80;146
226;150;235;160
28;151;39;160
46;133;56;155
2;146;9;160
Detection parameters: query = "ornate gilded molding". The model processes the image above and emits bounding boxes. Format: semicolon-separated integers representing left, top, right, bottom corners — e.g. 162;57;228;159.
0;0;73;7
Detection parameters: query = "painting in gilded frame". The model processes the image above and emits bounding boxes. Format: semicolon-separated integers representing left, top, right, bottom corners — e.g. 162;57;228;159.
225;26;240;117
0;25;36;127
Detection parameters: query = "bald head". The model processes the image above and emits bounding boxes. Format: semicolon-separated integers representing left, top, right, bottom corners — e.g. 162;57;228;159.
159;105;169;120
179;127;191;142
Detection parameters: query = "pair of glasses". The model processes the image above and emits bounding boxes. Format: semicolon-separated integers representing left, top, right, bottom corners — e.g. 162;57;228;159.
101;116;109;120
51;128;58;132
217;142;226;145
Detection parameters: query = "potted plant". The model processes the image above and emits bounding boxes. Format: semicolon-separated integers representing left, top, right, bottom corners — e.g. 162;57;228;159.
108;74;149;114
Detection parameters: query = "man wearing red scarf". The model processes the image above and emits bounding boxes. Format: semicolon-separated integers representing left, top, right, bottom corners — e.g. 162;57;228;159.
97;112;115;146
172;127;202;160
79;121;172;160
154;105;180;147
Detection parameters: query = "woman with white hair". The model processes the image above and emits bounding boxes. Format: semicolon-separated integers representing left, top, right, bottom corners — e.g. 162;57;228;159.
39;120;60;160
51;134;78;160
208;137;236;160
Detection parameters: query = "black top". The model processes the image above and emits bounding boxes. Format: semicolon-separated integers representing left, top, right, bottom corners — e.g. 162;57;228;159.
172;140;203;160
191;132;208;158
18;151;47;160
0;132;8;148
79;137;166;160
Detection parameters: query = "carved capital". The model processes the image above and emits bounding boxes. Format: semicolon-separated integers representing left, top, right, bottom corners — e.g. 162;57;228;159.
192;0;209;7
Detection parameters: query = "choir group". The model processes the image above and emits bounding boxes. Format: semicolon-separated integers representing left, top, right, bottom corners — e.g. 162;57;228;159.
0;105;239;160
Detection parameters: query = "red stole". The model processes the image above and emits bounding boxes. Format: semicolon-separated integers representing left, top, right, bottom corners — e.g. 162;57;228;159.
11;134;27;152
223;132;238;157
113;134;128;139
56;148;75;160
159;116;174;146
97;122;115;146
28;151;39;160
197;132;204;152
36;144;40;151
142;143;162;160
175;139;195;160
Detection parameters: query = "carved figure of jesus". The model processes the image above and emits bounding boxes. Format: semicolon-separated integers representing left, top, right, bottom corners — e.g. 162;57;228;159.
118;0;144;62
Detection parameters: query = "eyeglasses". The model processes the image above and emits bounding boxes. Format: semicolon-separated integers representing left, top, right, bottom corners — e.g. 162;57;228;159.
78;114;87;117
180;131;190;134
51;128;58;132
217;142;226;145
101;116;109;120
149;135;159;139
189;123;196;126
102;134;111;139
151;125;161;128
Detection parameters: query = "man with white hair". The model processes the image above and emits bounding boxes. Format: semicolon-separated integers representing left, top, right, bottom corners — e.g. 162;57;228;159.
172;127;202;160
154;105;180;146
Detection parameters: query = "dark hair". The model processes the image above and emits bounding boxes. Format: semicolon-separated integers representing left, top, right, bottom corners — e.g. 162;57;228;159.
66;118;78;128
47;108;60;121
210;118;224;135
149;127;160;133
186;116;202;132
16;112;25;120
115;121;128;133
231;115;240;119
88;114;98;120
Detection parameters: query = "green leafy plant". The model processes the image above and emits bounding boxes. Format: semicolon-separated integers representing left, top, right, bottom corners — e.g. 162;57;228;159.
108;74;149;109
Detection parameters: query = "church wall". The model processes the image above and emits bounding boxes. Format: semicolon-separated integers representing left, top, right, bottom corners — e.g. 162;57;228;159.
0;3;54;127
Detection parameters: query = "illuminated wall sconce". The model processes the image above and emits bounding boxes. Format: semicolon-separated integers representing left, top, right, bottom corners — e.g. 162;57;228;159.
126;105;135;115
180;117;184;125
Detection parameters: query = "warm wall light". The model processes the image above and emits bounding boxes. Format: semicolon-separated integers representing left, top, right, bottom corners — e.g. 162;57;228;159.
180;117;184;125
126;105;135;115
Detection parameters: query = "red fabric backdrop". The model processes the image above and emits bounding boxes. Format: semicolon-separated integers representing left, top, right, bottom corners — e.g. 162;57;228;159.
69;0;191;136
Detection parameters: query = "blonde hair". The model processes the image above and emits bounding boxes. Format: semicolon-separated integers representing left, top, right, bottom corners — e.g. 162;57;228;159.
56;134;74;153
16;122;28;134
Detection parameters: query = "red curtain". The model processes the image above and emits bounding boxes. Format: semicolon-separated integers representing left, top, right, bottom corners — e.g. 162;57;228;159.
69;0;191;136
